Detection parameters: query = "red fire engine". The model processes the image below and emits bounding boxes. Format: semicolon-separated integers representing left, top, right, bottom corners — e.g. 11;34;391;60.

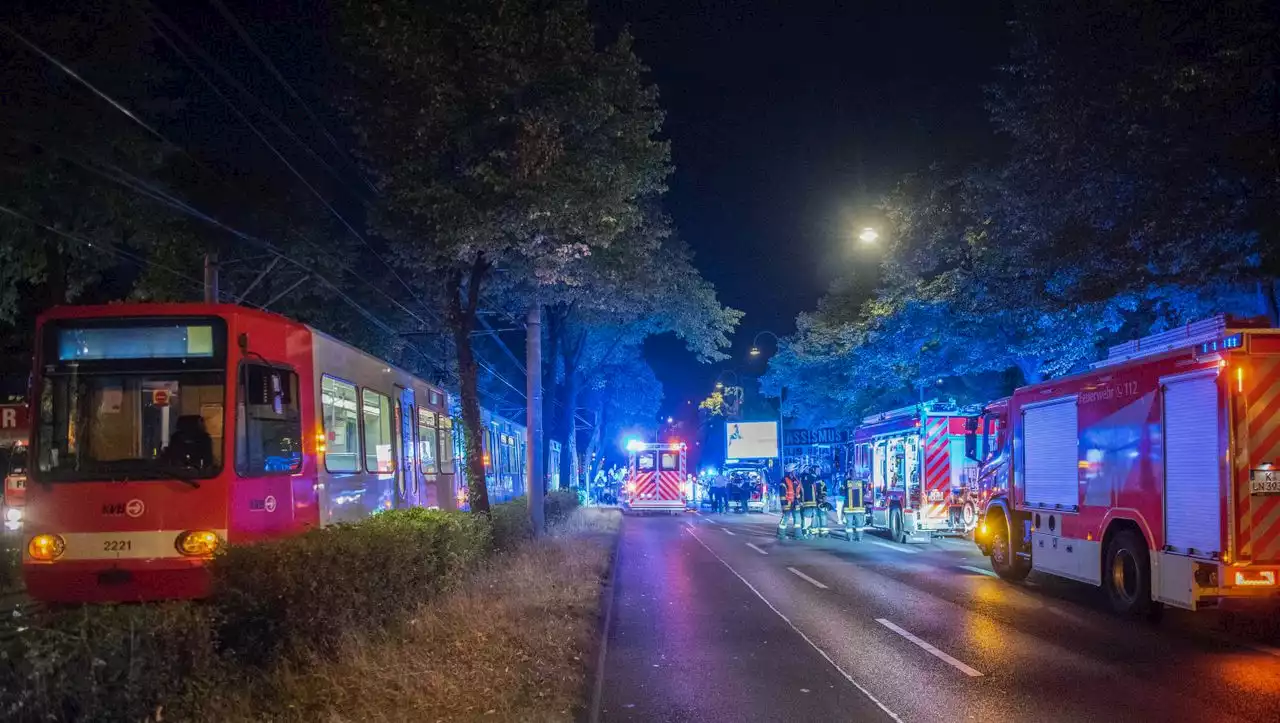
971;316;1280;615
852;401;984;543
1;400;29;531
22;302;460;603
623;440;686;514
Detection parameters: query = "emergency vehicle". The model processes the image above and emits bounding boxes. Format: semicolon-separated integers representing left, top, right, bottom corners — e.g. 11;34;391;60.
971;315;1280;615
623;441;687;514
1;401;28;531
852;401;984;543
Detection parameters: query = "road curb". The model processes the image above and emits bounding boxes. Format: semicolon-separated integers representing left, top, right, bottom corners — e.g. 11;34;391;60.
585;514;623;723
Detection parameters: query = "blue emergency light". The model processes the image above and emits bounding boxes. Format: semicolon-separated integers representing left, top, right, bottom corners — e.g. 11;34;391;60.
1199;334;1242;355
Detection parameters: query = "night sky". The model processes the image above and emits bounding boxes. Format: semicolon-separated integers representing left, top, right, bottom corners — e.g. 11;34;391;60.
594;1;1011;416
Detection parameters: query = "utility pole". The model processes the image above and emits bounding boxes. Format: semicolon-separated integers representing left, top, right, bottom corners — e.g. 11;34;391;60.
526;305;545;535
203;252;219;303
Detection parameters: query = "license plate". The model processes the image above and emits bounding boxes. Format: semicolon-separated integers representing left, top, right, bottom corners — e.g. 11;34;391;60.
1250;470;1280;496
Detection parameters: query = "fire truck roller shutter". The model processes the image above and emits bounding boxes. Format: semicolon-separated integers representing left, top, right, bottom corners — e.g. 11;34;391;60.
1162;370;1222;556
1022;396;1080;509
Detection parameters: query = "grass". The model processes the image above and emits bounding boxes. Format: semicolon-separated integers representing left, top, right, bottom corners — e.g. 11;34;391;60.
198;507;620;722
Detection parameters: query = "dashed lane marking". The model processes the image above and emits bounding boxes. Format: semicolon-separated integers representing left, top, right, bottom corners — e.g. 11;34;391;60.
746;543;769;555
685;528;905;723
874;618;984;678
787;567;829;589
724;529;737;536
958;564;998;578
867;540;921;555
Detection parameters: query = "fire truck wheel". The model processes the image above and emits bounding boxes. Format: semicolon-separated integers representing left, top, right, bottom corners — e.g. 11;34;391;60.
990;514;1030;582
1106;530;1154;617
890;508;908;545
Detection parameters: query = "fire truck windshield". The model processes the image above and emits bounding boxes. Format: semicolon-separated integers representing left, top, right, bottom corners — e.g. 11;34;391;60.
36;371;226;483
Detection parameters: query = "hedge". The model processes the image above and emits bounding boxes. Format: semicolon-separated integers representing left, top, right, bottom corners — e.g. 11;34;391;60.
0;493;581;722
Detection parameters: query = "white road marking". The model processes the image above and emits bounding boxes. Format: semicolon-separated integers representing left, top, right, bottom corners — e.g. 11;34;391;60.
723;529;737;536
787;567;830;589
746;542;769;555
867;539;920;554
958;564;998;578
685;523;696;530
874;618;984;678
685;529;905;723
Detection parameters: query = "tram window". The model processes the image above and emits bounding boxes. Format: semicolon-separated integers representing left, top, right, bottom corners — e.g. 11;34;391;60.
418;407;438;474
236;364;302;476
361;388;394;473
438;417;455;470
320;375;360;472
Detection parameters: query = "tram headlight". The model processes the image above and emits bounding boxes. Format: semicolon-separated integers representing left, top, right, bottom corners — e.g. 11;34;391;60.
175;530;221;557
4;507;22;523
28;534;65;561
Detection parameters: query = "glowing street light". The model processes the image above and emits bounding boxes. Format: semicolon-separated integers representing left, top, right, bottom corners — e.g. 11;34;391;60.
858;227;879;244
666;416;674;424
749;347;761;356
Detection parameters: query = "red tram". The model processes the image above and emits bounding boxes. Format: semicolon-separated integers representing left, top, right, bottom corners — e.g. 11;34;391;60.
23;303;462;603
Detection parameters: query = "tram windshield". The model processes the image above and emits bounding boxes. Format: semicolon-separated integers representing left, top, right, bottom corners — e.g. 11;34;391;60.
34;318;227;482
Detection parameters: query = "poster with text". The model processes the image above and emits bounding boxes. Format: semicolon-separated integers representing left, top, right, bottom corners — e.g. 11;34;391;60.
725;421;779;460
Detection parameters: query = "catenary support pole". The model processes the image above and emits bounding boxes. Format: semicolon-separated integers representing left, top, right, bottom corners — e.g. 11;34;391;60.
203;252;219;303
526;305;545;535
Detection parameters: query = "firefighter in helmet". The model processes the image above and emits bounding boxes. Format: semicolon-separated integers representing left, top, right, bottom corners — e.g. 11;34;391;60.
798;468;819;539
812;466;830;537
842;473;867;541
777;464;800;538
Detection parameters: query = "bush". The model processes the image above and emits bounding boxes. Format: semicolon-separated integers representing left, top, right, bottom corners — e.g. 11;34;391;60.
210;508;490;667
0;603;223;723
544;489;580;528
489;498;533;551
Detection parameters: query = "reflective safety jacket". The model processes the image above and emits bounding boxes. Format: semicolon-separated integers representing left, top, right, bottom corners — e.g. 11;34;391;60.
798;475;818;508
780;475;799;508
842;478;866;512
815;478;828;508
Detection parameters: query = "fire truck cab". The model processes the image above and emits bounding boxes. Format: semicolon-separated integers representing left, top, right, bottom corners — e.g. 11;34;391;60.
854;401;983;543
972;316;1280;615
623;441;687;514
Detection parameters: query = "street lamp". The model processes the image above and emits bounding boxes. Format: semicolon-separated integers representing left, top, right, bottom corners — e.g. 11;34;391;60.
858;227;879;244
749;330;781;357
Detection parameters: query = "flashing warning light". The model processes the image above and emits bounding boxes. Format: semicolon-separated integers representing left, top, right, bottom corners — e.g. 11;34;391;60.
1234;569;1276;587
1237;366;1244;394
175;530;221;557
625;439;644;453
1199;334;1243;355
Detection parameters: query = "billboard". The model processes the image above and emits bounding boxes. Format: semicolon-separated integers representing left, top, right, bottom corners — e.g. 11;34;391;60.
725;421;779;460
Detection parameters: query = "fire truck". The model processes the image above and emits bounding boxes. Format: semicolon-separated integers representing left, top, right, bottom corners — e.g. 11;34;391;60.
852;401;985;543
623;441;687;514
971;315;1280;616
1;400;28;531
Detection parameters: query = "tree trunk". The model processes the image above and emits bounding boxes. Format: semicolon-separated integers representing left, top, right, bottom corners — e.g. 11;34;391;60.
559;370;579;491
1014;357;1044;385
584;402;604;484
447;257;491;514
1259;279;1280;327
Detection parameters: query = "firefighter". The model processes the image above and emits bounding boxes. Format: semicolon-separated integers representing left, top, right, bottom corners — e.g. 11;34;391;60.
777;466;800;538
813;468;830;537
798;470;819;539
842;475;867;541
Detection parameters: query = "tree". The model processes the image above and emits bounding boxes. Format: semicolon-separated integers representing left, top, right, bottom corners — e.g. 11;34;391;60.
336;0;672;513
0;4;178;351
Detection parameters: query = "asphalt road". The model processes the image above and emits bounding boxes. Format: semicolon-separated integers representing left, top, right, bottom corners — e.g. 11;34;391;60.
596;510;1280;723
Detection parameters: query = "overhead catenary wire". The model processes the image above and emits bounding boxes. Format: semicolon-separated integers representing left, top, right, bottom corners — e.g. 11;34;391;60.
3;15;577;428
204;0;378;196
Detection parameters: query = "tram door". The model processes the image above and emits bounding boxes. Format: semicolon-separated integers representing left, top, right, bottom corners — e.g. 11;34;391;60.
394;385;417;507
